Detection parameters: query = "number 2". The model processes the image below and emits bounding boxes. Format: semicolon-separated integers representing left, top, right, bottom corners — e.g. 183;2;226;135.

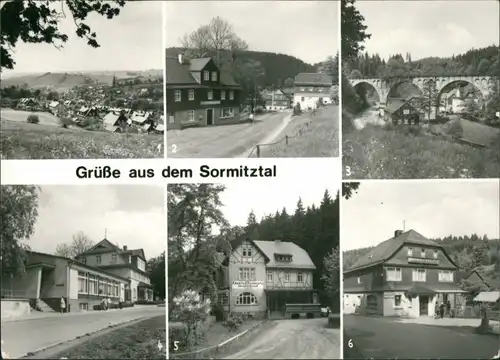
171;144;177;153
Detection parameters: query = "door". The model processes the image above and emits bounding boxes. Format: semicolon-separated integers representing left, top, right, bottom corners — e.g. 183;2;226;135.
419;295;429;316
206;109;213;125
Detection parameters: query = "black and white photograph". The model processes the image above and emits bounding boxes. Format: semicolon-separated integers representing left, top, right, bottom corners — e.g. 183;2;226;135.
165;1;339;159
168;180;340;359
341;0;500;179
0;185;166;359
341;181;500;359
0;1;165;160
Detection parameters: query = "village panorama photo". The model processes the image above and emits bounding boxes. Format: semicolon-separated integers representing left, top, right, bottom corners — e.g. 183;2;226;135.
341;180;500;359
0;185;167;359
168;180;341;359
0;1;165;159
164;1;339;158
341;0;500;179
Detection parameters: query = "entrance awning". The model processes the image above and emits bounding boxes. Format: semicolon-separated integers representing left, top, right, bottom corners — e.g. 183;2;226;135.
137;282;153;288
406;284;437;296
473;291;500;303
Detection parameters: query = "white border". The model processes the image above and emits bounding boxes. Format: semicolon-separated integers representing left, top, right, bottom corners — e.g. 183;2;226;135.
162;0;168;161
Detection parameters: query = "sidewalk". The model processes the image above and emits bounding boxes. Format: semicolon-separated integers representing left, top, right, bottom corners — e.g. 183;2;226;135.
395;316;500;334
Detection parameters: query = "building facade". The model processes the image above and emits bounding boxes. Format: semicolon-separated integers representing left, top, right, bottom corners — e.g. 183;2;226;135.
77;239;153;303
343;229;466;318
1;251;129;313
293;73;334;109
218;239;317;318
165;54;242;130
384;99;423;125
261;89;291;111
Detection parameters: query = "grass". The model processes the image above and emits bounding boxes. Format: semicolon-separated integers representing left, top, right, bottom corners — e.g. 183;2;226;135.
55;316;166;359
258;105;339;157
0;120;163;159
343;122;500;179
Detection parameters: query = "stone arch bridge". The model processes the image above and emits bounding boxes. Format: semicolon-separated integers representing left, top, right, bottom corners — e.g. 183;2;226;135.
350;75;496;106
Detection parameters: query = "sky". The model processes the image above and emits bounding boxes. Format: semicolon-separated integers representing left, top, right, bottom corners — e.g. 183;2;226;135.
355;0;499;61
341;181;500;251
219;179;339;227
165;1;339;65
3;1;162;76
25;185;165;260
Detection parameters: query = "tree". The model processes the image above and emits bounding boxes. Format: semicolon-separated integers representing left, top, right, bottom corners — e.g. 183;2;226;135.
322;246;340;307
54;231;94;259
167;184;231;307
421;79;438;123
180;16;248;68
284;77;294;88
341;0;371;61
0;186;39;277
1;0;126;70
342;182;360;199
147;251;166;300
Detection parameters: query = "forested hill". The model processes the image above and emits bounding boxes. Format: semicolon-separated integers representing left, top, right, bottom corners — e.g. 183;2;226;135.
166;47;316;87
343;234;500;289
345;45;499;78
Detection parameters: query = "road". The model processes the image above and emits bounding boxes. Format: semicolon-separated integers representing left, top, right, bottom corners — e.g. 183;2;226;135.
225;318;340;359
166;111;291;158
344;315;500;359
1;306;165;359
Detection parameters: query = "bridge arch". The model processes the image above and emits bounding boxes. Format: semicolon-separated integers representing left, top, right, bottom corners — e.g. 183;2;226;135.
436;78;488;114
386;79;424;103
351;79;382;105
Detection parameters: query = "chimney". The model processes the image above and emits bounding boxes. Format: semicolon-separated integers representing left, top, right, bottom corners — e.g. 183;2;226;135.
394;230;403;237
123;245;128;251
178;53;183;64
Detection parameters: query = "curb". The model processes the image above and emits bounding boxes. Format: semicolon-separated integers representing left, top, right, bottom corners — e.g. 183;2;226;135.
19;316;147;359
170;320;266;359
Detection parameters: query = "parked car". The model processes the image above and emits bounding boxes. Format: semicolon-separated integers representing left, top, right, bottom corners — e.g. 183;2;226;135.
320;306;331;317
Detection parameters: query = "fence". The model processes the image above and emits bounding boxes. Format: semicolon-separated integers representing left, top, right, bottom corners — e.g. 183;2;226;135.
247;113;316;158
455;305;500;321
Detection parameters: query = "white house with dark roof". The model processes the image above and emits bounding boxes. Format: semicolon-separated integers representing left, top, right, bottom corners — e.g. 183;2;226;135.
76;239;153;303
343;229;466;318
293;73;334;109
217;238;317;318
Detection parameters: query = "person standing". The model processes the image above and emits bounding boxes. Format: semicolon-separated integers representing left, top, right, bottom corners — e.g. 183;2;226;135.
446;300;451;317
249;111;254;124
60;296;66;314
439;302;445;319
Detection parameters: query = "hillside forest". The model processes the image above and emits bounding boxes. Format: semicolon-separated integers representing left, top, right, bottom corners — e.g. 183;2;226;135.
168;184;340;313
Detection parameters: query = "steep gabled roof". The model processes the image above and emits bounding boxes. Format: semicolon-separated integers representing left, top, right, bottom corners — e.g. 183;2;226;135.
253;240;316;269
345;229;453;273
188;58;212;71
79;239;146;261
294;73;333;86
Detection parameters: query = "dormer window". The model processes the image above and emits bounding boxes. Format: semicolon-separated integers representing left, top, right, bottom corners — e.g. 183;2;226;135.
275;254;292;262
207;90;213;100
211;72;217;81
204;71;209;81
221;90;226;100
421;249;426;258
433;250;438;259
407;247;413;256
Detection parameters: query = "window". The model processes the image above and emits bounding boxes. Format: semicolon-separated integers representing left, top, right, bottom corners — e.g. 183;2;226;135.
318;88;323;92
221;107;234;118
98;278;104;295
238;267;255;281
439;270;453;282
174;90;181;102
394;295;402;307
242;244;252;257
267;271;273;282
218;291;229;306
133;288;137;299
207;90;213;100
433;250;438;259
284;271;290;282
386;267;402;281
211;72;217;81
421;249;426;258
188;89;195;101
221;90;226;100
168;112;175;123
188;110;195;122
407;247;413;256
204;71;209;81
89;274;98;295
111;254;117;263
357;277;362;284
297;272;304;282
236;292;258;305
300;88;305;92
412;269;426;282
309;88;313;91
78;271;88;293
96;255;101;264
229;91;234;100
301;97;305;102
367;294;377;308
79;303;88;311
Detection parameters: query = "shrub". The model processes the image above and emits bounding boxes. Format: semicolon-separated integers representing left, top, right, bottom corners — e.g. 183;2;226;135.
211;302;225;322
222;312;244;332
27;114;40;124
